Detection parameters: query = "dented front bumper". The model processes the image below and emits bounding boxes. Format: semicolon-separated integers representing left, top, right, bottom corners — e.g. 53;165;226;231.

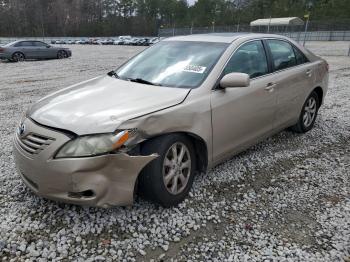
13;118;157;208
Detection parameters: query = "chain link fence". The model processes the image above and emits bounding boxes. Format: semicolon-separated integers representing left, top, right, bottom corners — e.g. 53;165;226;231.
1;31;350;45
159;23;350;56
159;27;350;41
158;20;350;42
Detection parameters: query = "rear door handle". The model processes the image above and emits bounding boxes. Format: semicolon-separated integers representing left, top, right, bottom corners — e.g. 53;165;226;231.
265;82;276;92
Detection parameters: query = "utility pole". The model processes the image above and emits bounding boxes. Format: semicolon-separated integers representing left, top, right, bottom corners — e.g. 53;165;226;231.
212;3;219;33
303;13;310;46
172;13;175;36
40;5;45;42
303;1;314;46
267;16;272;33
234;0;242;32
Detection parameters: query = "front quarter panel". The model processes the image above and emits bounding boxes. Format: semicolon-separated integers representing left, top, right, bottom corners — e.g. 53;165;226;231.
117;88;213;168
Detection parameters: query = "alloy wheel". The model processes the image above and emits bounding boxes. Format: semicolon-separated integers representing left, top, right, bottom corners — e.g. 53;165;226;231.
303;96;317;127
58;51;67;59
13;53;24;62
162;142;191;195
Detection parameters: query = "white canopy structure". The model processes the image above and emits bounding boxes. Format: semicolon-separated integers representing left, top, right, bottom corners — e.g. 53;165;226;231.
250;17;304;27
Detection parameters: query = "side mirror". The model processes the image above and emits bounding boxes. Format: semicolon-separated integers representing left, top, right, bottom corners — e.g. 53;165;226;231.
46;45;51;48
220;73;250;88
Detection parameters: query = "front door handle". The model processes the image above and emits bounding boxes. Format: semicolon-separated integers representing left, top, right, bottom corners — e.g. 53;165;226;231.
265;82;276;92
306;69;312;77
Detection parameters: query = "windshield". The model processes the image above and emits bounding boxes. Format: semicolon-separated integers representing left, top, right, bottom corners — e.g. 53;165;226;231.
116;41;228;88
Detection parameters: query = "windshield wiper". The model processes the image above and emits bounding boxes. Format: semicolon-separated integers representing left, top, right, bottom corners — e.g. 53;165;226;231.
108;72;162;86
128;78;162;86
107;70;119;78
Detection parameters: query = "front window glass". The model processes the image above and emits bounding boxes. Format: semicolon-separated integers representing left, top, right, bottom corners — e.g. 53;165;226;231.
223;40;268;78
116;41;228;88
33;41;47;47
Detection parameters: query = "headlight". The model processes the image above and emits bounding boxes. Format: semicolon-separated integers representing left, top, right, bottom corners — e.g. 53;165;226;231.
55;130;131;159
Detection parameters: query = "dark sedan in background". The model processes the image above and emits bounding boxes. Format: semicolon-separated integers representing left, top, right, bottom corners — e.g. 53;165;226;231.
0;40;72;62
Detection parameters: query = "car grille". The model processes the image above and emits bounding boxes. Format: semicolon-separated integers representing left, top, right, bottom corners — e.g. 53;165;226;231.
16;132;55;155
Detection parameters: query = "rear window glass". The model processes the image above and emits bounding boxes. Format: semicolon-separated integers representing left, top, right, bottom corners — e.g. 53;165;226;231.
267;40;297;71
14;41;34;47
4;41;17;47
293;47;309;65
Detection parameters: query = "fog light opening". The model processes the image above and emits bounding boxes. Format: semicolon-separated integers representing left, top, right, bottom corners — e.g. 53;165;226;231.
68;190;95;199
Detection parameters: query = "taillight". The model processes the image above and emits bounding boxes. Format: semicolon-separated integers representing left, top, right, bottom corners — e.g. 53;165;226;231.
0;48;4;52
325;62;329;72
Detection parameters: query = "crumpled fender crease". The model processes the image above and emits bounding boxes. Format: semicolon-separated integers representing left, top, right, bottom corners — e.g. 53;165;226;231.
69;153;158;208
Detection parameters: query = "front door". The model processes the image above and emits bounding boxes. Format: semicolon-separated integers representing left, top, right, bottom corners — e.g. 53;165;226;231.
211;40;277;163
32;41;52;58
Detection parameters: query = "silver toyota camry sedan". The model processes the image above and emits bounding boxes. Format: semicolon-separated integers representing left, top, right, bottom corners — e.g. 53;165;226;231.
13;33;329;208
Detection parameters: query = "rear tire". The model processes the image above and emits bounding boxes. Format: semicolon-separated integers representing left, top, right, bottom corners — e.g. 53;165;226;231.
57;50;68;59
12;52;25;62
138;134;196;207
291;91;320;133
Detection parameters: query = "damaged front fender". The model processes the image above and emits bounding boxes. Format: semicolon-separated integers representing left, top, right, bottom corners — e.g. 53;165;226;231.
69;153;158;208
14;133;158;207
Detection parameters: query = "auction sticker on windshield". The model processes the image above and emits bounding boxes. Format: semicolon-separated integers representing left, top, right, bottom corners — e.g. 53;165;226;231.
183;65;207;74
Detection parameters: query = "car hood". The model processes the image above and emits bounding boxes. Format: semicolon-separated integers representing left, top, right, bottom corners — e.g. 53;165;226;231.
29;76;190;135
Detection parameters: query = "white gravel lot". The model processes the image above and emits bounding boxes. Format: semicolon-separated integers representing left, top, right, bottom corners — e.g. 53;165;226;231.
0;42;349;261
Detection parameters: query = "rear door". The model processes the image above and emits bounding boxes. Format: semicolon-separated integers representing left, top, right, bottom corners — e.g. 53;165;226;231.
15;41;36;58
211;40;277;163
265;39;315;129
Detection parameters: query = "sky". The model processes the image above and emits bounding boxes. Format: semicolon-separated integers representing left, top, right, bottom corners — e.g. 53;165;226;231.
187;0;197;6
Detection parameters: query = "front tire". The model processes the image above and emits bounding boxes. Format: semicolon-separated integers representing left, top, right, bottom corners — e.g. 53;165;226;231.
57;50;68;59
291;91;320;133
139;134;196;207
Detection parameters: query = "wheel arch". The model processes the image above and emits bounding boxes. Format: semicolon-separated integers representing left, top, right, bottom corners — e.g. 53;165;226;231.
140;131;208;174
12;51;25;59
313;86;324;106
57;49;68;57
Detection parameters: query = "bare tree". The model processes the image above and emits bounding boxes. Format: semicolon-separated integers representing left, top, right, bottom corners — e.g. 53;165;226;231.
0;0;349;37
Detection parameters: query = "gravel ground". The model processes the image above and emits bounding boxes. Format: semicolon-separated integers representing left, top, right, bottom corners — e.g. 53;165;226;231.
0;42;349;261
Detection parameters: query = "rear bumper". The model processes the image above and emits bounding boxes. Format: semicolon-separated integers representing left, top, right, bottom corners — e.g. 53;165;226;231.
0;53;11;59
13;118;157;208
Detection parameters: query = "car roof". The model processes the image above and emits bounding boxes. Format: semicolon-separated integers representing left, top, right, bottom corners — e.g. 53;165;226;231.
5;40;30;46
164;33;289;43
10;40;43;44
